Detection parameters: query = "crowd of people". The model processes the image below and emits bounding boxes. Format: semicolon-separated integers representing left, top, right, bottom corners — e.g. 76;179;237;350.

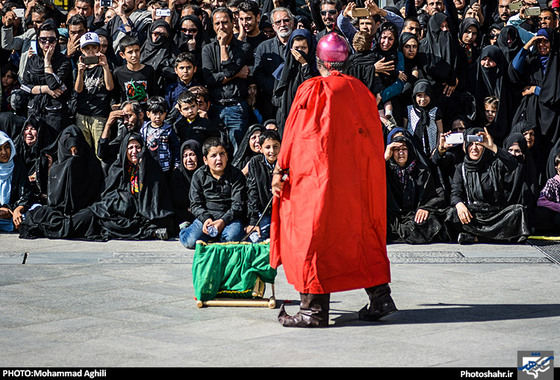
0;0;559;246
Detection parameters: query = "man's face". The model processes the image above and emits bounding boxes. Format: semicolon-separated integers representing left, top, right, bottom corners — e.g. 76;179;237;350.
175;61;196;84
69;23;87;42
403;20;421;37
426;0;443;15
498;0;511;21
213;11;233;37
359;17;377;36
122;104;140;130
74;0;93;17
239;10;259;34
31;11;46;29
122;0;136;13
203;145;228;175
320;4;338;30
272;10;293;38
538;10;556;29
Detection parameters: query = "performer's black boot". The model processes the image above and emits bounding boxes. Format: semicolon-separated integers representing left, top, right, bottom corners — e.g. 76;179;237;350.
278;293;330;327
358;284;397;321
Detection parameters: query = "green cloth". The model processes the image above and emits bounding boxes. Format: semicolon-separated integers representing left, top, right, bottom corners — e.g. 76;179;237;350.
192;241;276;301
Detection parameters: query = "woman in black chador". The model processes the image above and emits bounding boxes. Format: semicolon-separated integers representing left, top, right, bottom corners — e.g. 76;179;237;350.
72;133;175;241
18;125;105;239
384;131;448;244
447;127;530;245
170;139;203;231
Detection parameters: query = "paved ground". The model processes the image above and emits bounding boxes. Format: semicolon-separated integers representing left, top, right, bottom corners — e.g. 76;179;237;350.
1;234;559;370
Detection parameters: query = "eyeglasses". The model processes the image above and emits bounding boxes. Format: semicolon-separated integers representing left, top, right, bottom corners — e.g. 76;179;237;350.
181;28;198;33
320;9;337;16
489;34;499;39
273;18;291;25
38;37;57;44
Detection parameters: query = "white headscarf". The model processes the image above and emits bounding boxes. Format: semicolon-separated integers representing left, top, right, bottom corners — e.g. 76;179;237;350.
0;131;16;205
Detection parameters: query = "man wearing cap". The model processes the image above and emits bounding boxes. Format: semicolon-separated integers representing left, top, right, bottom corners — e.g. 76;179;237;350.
269;32;397;328
74;31;114;157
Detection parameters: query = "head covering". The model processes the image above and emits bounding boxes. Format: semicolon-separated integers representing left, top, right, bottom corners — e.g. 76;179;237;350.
419;12;458;84
0;131;16;205
140;19;178;71
316;32;349;63
411;79;435;155
496;25;522;64
80;32;100;48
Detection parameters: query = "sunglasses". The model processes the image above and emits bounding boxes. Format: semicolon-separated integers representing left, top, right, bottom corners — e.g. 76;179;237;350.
38;37;57;44
320;9;337;16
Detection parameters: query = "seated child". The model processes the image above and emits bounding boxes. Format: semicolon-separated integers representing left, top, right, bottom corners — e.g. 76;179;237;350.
179;137;247;249
140;96;180;181
245;129;281;242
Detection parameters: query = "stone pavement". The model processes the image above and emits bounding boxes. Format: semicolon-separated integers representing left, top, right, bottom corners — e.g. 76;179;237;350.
1;234;559;370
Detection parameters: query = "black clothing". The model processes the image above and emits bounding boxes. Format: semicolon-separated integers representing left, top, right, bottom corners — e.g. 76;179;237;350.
201;37;252;104
502;133;538;209
271;29;318;135
253;36;287;119
19;125;105;239
113;63;157;103
173;115;221;147
140;20;178;93
246;153;275;226
386;134;448;244
75;64;112;117
447;128;529;242
170;140;203;228
77;133;175;240
189;163;247;225
231;124;262;170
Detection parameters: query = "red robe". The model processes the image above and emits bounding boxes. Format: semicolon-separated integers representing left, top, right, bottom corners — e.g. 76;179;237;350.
270;71;391;294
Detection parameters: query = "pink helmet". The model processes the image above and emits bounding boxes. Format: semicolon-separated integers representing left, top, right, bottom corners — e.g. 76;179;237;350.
316;32;349;63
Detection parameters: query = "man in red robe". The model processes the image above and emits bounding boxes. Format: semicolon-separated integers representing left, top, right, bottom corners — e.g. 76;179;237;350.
269;33;397;327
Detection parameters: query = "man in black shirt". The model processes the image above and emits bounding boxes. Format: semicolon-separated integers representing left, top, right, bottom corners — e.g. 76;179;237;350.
179;136;247;249
201;7;252;156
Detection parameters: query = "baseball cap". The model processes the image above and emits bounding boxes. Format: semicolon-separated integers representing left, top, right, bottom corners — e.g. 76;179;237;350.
80;32;100;48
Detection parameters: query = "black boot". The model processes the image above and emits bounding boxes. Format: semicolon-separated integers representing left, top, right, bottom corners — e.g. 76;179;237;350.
278;293;330;327
358;284;397;321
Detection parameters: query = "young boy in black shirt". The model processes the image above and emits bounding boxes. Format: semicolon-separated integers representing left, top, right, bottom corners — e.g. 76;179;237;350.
112;35;157;106
74;32;115;156
179;136;247;249
245;129;281;242
174;91;222;146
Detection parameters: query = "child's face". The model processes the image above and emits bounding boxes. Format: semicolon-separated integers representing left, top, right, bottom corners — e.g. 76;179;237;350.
175;61;196;84
1;72;16;88
292;39;309;55
179;101;199;120
82;43;100;57
147;110;166;126
120;44;141;65
203;145;228;175
260;138;281;164
249;130;262;153
484;105;496;123
415;92;430;108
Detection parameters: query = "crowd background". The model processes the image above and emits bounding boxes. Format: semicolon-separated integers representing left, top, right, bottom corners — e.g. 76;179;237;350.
0;0;559;245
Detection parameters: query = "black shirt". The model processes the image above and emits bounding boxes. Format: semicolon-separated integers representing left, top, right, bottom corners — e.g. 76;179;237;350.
112;63;157;104
189;163;247;225
75;65;112;117
201;37;252;104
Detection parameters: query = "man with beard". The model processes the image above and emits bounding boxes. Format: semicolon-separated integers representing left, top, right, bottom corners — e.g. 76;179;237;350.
235;0;267;61
253;7;294;120
97;100;145;172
